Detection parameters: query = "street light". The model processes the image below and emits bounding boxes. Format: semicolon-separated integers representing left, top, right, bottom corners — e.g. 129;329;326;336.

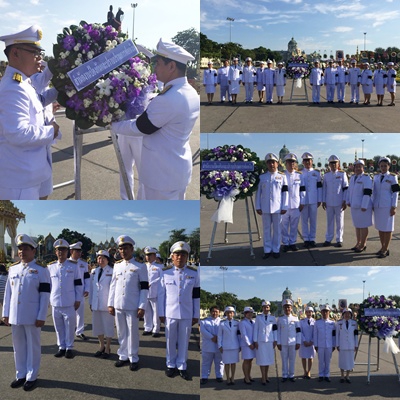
362;139;365;159
131;3;138;41
227;17;235;43
220;266;228;292
363;280;366;300
364;32;367;51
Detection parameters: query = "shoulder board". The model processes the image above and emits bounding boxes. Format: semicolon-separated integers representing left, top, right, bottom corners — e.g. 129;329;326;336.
115;259;124;264
374;172;380;175
390;172;397;177
162;265;173;271
295;171;302;174
187;265;197;272
278;171;285;175
69;259;78;264
13;73;22;83
35;260;46;267
338;170;344;173
48;260;57;265
159;85;172;95
10;261;19;267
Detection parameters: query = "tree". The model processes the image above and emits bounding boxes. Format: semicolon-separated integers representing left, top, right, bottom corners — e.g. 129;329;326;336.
172;28;199;77
56;229;93;258
188;227;200;259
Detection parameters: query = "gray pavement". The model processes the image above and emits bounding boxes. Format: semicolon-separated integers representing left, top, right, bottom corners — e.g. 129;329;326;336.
0;299;200;399
200;196;400;266
199;71;400;133
200;333;400;400
48;109;200;200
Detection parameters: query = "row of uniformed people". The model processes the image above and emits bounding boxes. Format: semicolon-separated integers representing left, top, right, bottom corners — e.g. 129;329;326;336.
200;302;358;385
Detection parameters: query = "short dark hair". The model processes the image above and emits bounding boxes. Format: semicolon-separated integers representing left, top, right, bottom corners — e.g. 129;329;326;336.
209;305;219;313
159;56;187;75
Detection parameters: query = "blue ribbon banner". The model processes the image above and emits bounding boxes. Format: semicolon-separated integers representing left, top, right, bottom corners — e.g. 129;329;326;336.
202;161;254;171
288;63;309;68
364;308;400;317
67;40;139;91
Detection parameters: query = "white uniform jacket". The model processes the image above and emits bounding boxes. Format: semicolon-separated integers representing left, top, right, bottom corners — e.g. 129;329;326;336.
274;68;286;86
48;259;82;307
2;260;50;324
158;264;200;320
322;170;349;207
302;168;323;204
360;69;373;85
309;68;324;85
386;68;397;90
146;262;162;299
348;67;361;84
217;319;240;350
200;316;221;353
277;315;301;345
69;257;90;295
253;313;277;343
89;265;113;311
336;66;347;84
300;317;315;343
263;68;275;85
242;66;256;83
108;258;148;311
239;318;255;348
372;172;399;208
346;173;373;209
313;319;336;348
255;171;289;214
203;68;218;85
285;170;306;209
217;66;230;86
324;67;337;85
336;319;358;350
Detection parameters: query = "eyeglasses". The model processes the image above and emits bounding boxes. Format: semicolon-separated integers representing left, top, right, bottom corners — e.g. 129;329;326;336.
16;47;44;58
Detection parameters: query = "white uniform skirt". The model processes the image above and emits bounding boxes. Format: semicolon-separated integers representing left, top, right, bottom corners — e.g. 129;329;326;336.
351;207;372;228
222;348;240;364
338;349;355;370
362;83;373;94
205;84;216;94
230;81;241;94
256;342;275;366
92;310;115;337
241;345;256;360
373;207;395;232
299;344;315;359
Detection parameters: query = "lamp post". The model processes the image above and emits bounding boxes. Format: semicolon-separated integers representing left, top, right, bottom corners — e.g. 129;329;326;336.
364;32;367;51
220;266;228;292
131;3;138;41
362;280;366;300
362;139;364;159
227;17;234;43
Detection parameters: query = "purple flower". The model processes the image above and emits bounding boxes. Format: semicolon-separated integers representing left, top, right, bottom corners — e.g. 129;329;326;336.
63;35;76;51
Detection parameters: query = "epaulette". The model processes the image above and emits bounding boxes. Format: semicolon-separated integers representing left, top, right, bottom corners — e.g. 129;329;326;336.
48;260;57;266
162;265;173;271
390;172;397;177
13;73;22;83
295;171;302;174
115;259;124;264
278;171;285;175
187;265;198;272
69;259;78;264
159;85;172;95
35;260;46;267
10;261;19;267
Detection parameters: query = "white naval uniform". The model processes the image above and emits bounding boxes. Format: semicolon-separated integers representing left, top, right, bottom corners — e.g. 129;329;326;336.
324;67;337;102
322;170;349;243
372;172;399;231
228;65;242;94
274;68;286;97
281;170;305;246
89;265;114;338
200;316;224;379
301;168;322;242
0;66;57;199
217;66;231;101
143;262;162;334
108;258;148;363
111;76;199;200
255;171;289;253
299;317;316;359
263;68;275;102
373;69;387;96
253;313;277;366
336;66;347;101
48;259;83;350
346;173;373;228
386;68;397;93
239;318;255;359
277;314;301;378
203;68;218;94
360;69;373;94
348;67;361;103
70;257;90;336
255;67;265;92
309;68;324;102
313;319;336;377
158;264;200;370
242;65;256;102
217;318;240;364
2;260;50;381
336;319;358;370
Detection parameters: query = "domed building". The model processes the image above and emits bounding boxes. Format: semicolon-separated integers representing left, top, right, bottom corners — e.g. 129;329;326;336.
280;37;303;62
279;145;290;162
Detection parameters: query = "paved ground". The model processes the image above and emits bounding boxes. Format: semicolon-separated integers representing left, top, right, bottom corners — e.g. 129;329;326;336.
199;71;400;133
200;333;400;400
200;196;400;266
0;300;200;400
48;109;200;200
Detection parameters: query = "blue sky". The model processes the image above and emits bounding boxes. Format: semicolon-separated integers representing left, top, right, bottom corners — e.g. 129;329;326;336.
201;0;400;57
8;201;199;249
0;0;199;61
201;133;400;166
201;266;400;306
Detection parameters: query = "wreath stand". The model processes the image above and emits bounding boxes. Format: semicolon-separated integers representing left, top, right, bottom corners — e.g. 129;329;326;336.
53;123;132;200
289;77;309;103
206;195;261;262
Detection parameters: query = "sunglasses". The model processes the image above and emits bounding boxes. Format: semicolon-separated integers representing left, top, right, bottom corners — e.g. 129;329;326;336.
16;46;44;58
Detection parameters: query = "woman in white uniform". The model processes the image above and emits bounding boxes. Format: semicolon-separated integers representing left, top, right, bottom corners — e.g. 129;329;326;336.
372;157;399;258
336;308;358;383
90;250;115;358
346;159;373;252
228;58;242;105
239;306;256;384
299;306;316;379
360;62;373;105
218;306;240;385
203;61;217;104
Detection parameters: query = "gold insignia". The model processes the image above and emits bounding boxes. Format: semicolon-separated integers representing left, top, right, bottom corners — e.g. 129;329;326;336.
10;261;19;267
13;73;22;83
115;259;124;264
179;242;184;248
35;260;46;267
187;265;197;271
159;85;172;95
38;29;43;40
48;260;57;265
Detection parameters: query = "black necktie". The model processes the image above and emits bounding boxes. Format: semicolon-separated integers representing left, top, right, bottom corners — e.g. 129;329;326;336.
308;319;310;325
229;321;231;327
98;268;103;282
381;175;384;182
265;315;268;321
346;321;349;329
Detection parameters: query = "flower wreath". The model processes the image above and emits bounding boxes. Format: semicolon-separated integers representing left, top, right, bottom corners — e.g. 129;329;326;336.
285;55;311;79
200;145;262;201
48;21;158;129
357;295;400;340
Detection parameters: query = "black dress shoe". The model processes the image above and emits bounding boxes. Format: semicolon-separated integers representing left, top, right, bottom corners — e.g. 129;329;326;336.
290;244;299;251
115;359;129;367
334;242;343;248
318;377;324;382
281;378;287;382
350;245;358;250
325;377;331;382
129;362;139;371
142;331;152;336
309;241;317;248
65;349;74;359
200;378;208;384
179;370;191;380
303;241;310;248
354;246;366;253
243;379;251;384
345;377;351;383
23;380;37;391
165;367;176;377
273;252;280;259
378;250;389;258
322;241;331;247
54;349;66;358
216;377;223;383
152;332;161;338
94;347;105;357
289;378;296;382
76;333;88;340
10;378;26;388
262;252;271;259
282;245;289;252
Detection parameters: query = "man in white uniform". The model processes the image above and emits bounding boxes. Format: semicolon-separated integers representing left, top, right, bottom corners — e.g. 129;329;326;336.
2;234;50;391
217;60;231;103
112;39;199;200
347;59;361;104
0;25;59;199
242;57;256;103
263;60;275;103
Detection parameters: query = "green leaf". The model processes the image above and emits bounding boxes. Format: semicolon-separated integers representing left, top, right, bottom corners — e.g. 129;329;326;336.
76;117;94;130
65;107;78;121
57;92;69;108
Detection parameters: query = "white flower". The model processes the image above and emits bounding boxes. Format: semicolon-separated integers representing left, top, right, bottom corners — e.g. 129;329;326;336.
75;59;82;66
87;52;94;59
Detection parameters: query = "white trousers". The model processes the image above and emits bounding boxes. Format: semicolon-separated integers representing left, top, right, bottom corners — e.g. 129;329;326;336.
280;345;296;378
142;185;186;200
350;84;360;102
337;83;345;101
312;85;321;102
201;350;224;379
165;318;192;370
325;205;344;242
301;203;318;241
219;84;230;101
12;324;41;381
265;84;274;102
115;309;140;362
318;347;333;377
281;208;300;245
0;185;41;200
326;84;335;101
261;213;282;253
75;298;85;335
144;298;159;333
244;82;254;101
52;306;76;350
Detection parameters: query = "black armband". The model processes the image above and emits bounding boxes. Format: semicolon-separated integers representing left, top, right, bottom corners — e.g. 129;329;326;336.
39;282;51;293
296;327;301;333
74;279;82;286
363;188;372;196
272;324;277;331
136;111;161;135
368;76;372;79
332;330;336;336
140;281;149;290
282;185;288;192
300;185;306;192
343;186;348;191
391;183;400;193
84;272;90;280
193;287;200;299
317;182;322;188
354;329;359;335
383;74;388;78
237;330;241;335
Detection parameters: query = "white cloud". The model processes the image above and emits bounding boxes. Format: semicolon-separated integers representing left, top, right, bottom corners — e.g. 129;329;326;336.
333;26;353;33
30;0;40;4
327;276;348;282
44;211;61;220
0;0;9;7
337;288;363;295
